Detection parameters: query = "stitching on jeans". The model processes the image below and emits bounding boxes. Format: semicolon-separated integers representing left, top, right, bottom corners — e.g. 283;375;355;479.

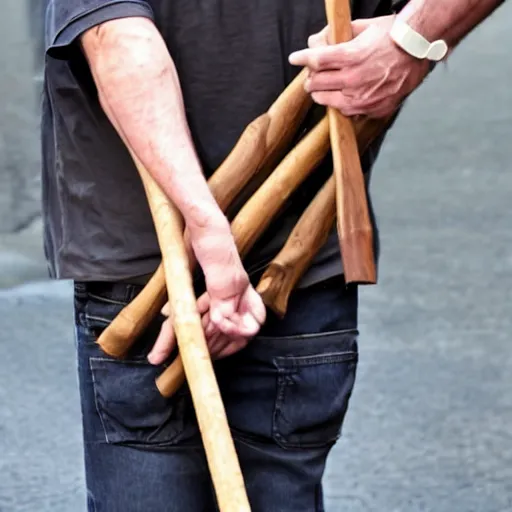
275;351;358;367
89;358;111;444
87;292;127;306
90;357;149;366
257;327;358;341
84;314;113;326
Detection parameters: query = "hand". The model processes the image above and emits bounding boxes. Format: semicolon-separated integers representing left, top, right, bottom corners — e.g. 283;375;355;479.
148;215;266;365
149;288;263;364
288;15;431;118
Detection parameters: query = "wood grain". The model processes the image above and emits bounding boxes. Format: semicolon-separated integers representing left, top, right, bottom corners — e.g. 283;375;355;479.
257;115;392;316
135;156;251;512
325;0;377;285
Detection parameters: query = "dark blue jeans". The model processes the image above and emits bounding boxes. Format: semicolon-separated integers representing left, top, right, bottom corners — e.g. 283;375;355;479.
73;276;359;511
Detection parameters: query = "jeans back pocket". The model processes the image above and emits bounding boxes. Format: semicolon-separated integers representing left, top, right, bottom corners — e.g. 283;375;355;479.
90;356;197;446
273;340;358;450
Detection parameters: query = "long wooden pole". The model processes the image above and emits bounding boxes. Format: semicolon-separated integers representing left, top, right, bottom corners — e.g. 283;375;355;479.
133;155;251;512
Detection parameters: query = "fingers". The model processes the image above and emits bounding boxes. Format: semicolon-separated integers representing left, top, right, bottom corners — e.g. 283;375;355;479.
305;69;350;93
289;44;347;72
197;292;210;315
147;317;176;365
244;287;266;327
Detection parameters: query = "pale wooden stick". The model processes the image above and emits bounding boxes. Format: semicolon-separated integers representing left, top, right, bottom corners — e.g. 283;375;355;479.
134;154;251;512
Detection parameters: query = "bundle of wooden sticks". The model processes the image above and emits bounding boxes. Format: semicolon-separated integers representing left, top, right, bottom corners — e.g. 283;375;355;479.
96;0;395;509
97;70;392;397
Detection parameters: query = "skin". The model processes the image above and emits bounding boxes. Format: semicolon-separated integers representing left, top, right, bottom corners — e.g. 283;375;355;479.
289;0;506;118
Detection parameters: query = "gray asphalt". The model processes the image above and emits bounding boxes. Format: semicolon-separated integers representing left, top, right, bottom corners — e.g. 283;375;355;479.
1;3;512;512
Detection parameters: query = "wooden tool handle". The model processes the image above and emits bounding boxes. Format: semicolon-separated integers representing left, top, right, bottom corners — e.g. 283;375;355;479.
256;115;393;316
257;176;336;317
97;69;311;359
96;265;166;358
210;68;312;210
135;156;251;512
325;0;376;285
231;116;330;257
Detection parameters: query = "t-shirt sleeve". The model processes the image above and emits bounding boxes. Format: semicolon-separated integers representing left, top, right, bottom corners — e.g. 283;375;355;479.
45;0;155;59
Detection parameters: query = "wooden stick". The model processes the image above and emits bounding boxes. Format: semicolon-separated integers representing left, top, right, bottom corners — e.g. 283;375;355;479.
134;155;251;512
257;176;336;317
325;0;377;285
257;116;392;316
155;117;331;397
97;69;311;358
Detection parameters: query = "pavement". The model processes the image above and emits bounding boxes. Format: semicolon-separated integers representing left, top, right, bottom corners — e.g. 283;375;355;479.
1;3;512;512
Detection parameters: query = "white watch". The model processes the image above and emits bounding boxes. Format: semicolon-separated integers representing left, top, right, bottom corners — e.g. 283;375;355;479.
390;20;448;62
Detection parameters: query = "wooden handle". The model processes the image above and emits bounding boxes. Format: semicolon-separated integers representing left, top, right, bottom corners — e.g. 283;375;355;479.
97;69;311;358
325;0;376;285
257;176;336;317
135;156;251;512
96;265;166;358
257;115;393;316
210;68;312;211
231;117;330;257
157;116;330;397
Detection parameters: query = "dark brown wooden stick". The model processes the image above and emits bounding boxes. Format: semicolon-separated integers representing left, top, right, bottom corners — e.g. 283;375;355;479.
97;69;311;359
325;0;377;285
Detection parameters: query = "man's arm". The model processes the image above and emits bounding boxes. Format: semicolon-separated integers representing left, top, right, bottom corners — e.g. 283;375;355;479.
80;17;265;358
289;0;506;118
80;17;229;246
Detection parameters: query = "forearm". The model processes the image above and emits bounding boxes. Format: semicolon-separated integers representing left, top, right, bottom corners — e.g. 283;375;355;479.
80;17;229;237
397;0;505;49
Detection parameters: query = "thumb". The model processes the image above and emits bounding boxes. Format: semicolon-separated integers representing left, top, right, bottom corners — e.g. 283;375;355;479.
148;318;176;365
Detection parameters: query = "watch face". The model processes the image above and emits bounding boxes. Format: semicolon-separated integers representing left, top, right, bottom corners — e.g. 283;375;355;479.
428;40;449;62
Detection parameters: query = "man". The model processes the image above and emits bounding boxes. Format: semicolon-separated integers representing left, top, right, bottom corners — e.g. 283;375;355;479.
42;0;504;510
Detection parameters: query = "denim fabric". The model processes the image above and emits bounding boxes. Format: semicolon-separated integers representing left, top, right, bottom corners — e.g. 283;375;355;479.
74;277;359;511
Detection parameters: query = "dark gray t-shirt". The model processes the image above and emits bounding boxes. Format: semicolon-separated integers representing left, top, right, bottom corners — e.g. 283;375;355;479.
42;0;392;285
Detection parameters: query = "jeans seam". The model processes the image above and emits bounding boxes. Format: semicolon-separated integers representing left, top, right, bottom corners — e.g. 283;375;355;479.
256;327;358;341
84;314;113;326
276;351;358;367
89;358;111;444
86;292;128;307
272;366;294;448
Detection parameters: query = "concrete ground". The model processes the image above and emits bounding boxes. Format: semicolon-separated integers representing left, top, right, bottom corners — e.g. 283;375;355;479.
1;4;512;511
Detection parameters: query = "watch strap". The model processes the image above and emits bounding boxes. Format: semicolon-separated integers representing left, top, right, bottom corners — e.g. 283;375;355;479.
390;20;448;62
